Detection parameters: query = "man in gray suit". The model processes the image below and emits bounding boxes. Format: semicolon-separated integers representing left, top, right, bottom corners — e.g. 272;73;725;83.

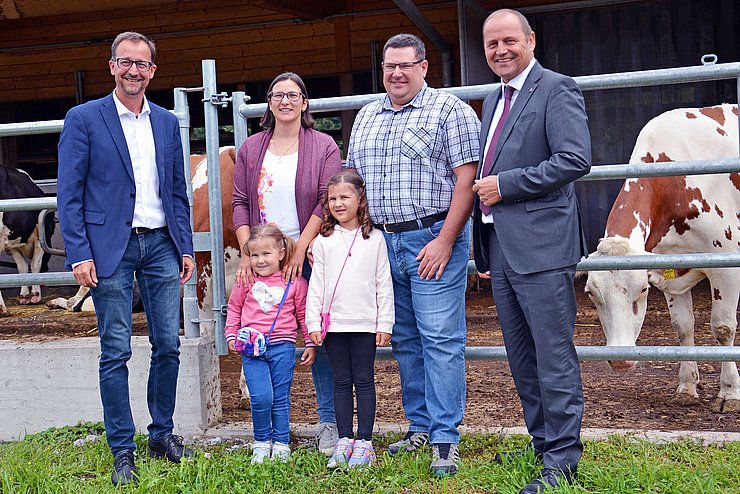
472;9;591;493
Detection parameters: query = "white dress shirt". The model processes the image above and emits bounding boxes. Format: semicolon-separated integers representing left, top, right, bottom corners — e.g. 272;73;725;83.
481;57;537;224
112;91;166;229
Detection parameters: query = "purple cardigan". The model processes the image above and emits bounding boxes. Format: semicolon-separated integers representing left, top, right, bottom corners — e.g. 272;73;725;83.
232;126;342;232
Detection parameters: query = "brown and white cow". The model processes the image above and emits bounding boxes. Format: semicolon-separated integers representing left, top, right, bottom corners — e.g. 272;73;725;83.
585;104;739;412
48;147;240;320
0;167;55;316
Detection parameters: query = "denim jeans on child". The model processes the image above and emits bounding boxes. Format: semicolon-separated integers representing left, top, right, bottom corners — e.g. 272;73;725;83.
91;228;182;455
385;220;470;444
242;341;297;444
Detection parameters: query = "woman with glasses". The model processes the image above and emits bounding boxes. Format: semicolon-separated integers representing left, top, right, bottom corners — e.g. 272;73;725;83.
232;72;342;455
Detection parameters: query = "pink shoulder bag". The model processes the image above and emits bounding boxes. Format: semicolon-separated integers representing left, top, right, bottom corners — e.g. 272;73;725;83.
320;227;360;339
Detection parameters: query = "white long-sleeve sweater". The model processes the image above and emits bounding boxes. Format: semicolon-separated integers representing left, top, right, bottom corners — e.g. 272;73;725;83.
306;225;394;334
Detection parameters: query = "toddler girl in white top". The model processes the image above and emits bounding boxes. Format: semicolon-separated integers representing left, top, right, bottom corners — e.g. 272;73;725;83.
306;171;395;468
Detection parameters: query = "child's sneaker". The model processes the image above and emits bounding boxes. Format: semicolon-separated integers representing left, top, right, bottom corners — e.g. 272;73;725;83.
250;441;271;464
347;439;375;468
327;437;354;469
271;442;291;463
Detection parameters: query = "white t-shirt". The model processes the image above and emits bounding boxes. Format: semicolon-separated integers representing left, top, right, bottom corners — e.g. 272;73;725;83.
257;150;301;239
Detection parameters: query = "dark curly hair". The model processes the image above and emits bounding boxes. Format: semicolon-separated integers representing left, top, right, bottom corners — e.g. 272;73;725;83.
320;171;373;239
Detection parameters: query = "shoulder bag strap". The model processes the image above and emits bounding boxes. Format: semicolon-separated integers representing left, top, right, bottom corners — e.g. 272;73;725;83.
325;227;360;314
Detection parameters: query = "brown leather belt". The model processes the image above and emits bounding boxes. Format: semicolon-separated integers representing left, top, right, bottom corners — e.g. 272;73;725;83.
375;211;448;234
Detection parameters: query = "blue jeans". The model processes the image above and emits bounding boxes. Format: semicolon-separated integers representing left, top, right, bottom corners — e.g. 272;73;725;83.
385;219;469;444
302;260;336;424
242;341;296;444
91;228;182;455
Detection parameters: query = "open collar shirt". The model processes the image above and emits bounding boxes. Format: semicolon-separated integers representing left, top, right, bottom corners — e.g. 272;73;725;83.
347;83;481;225
112;91;166;229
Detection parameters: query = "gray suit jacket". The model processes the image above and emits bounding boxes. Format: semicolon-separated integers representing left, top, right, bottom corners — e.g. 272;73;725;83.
472;62;591;274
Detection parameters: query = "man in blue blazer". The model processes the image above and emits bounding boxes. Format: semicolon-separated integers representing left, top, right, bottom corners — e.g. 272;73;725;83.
57;32;194;485
472;10;591;493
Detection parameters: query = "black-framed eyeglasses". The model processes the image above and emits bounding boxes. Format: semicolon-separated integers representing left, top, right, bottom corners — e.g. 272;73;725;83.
268;91;305;102
380;60;424;72
112;58;154;71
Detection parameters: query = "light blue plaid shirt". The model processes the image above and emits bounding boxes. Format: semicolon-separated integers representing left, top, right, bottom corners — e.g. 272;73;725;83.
347;83;481;225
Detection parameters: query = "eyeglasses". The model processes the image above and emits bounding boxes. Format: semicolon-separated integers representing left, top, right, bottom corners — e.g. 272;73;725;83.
380;60;424;72
112;58;154;71
268;91;304;102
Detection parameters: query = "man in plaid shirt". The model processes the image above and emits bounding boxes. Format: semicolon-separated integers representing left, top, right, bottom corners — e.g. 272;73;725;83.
347;33;480;476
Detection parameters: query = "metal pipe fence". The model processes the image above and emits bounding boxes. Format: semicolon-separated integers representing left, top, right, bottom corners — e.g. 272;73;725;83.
0;60;738;363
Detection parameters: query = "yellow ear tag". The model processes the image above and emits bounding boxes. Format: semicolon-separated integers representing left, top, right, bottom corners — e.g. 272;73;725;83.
663;269;675;280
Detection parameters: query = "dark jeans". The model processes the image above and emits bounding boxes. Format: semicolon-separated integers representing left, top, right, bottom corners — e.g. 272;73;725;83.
91;228;182;455
324;332;377;440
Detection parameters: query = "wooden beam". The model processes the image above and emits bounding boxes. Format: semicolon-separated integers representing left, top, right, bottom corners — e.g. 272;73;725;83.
252;0;348;19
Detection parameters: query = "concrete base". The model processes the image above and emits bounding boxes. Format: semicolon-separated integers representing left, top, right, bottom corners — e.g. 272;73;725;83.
0;335;221;442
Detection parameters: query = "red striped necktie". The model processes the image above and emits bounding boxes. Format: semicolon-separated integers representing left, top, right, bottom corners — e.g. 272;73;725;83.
480;85;515;216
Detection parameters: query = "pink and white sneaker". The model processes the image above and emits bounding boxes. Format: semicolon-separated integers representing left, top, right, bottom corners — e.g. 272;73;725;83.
327;437;354;469
347;439;375;468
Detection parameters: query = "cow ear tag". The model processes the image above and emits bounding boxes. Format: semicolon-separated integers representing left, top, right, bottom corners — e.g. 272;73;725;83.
663;268;675;280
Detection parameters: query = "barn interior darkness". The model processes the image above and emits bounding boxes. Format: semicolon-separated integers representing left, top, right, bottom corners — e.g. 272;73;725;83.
0;0;738;254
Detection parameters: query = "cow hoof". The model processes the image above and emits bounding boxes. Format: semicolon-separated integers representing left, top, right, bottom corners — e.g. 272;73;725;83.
19;297;31;305
30;294;42;304
0;309;8;317
668;393;700;406
712;398;740;413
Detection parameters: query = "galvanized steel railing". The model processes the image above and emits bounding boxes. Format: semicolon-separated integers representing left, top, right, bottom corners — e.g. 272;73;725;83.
0;59;738;362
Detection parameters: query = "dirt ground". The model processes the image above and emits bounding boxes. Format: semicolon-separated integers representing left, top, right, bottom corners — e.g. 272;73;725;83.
1;279;738;432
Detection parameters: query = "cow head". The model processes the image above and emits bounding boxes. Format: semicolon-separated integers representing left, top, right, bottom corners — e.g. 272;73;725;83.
585;237;651;372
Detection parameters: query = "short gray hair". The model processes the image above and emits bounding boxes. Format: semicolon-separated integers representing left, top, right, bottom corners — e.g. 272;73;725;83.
383;33;426;60
111;32;156;63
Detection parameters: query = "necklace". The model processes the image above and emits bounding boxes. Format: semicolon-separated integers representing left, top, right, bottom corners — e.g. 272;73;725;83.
270;137;298;163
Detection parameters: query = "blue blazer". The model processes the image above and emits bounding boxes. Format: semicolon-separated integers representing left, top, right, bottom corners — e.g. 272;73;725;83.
57;93;194;278
472;62;592;275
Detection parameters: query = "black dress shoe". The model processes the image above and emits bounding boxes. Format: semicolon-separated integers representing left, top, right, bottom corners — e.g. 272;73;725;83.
494;448;543;464
111;450;137;486
519;467;577;494
148;434;193;463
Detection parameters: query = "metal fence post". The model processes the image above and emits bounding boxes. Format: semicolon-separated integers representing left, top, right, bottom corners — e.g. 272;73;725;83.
174;87;200;339
202;60;229;355
232;91;249;151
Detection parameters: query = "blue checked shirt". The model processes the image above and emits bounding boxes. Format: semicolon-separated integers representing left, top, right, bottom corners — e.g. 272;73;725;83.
347;83;481;225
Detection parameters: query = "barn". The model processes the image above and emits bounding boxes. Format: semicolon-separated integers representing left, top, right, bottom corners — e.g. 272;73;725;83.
0;0;738;259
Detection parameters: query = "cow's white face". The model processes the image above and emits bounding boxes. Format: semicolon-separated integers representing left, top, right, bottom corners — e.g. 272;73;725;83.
585;237;651;371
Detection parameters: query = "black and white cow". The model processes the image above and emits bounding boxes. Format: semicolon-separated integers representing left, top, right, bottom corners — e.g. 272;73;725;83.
0;167;55;316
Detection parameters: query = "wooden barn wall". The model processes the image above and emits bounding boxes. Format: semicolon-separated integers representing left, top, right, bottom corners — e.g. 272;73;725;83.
524;0;739;251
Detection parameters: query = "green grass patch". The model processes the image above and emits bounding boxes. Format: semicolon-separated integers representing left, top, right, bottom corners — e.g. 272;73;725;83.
1;423;737;493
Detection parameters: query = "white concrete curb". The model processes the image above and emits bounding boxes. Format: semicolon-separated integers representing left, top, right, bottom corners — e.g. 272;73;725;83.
195;421;740;446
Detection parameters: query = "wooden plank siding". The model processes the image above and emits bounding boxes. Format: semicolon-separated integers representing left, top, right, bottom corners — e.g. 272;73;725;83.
0;1;464;104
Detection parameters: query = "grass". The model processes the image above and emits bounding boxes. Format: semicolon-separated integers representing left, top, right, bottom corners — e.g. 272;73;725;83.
1;423;738;493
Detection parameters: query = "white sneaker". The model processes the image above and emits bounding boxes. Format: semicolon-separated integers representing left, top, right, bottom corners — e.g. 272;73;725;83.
348;439;376;469
327;437;354;469
271;442;291;463
250;441;271;464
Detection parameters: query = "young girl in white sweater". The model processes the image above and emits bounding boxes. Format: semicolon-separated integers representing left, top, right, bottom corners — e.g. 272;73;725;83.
306;171;394;468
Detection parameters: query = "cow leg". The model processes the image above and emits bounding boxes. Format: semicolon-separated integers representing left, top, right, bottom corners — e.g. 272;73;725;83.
239;368;251;408
0;291;7;316
707;273;740;413
7;247;32;305
664;290;701;406
26;231;44;304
